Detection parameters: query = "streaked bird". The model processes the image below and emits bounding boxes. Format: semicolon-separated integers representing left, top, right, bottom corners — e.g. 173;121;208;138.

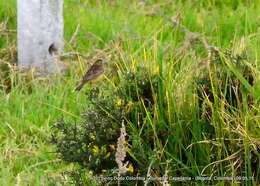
75;59;104;91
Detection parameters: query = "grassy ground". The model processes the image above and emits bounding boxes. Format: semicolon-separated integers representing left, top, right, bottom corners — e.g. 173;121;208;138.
0;0;260;185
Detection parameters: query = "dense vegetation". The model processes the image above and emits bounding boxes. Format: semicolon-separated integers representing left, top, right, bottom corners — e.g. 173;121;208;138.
0;0;259;185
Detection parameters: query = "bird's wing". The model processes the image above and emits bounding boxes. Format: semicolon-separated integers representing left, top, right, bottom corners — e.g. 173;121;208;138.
83;65;104;81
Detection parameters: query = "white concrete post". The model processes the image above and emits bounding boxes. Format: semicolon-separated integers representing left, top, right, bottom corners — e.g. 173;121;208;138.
17;0;64;74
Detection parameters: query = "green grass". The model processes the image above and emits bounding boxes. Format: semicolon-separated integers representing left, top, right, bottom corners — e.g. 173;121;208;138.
0;0;260;185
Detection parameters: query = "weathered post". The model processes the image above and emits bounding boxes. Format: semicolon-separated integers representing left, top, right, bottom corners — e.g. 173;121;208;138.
17;0;64;75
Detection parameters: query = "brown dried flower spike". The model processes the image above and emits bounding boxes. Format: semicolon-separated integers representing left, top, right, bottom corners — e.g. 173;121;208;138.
115;121;128;175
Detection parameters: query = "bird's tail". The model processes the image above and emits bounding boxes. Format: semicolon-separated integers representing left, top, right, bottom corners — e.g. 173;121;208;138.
75;82;84;91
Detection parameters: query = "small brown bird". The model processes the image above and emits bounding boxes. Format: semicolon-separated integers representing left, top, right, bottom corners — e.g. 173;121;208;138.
75;59;104;91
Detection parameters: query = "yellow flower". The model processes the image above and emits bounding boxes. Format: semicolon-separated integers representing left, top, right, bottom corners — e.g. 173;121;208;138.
127;163;134;173
115;98;123;107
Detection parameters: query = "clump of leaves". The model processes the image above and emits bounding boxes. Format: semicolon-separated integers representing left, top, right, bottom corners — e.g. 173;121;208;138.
51;66;160;184
51;88;122;174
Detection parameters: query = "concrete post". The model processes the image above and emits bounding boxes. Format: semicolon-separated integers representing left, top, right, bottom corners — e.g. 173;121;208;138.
17;0;64;74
